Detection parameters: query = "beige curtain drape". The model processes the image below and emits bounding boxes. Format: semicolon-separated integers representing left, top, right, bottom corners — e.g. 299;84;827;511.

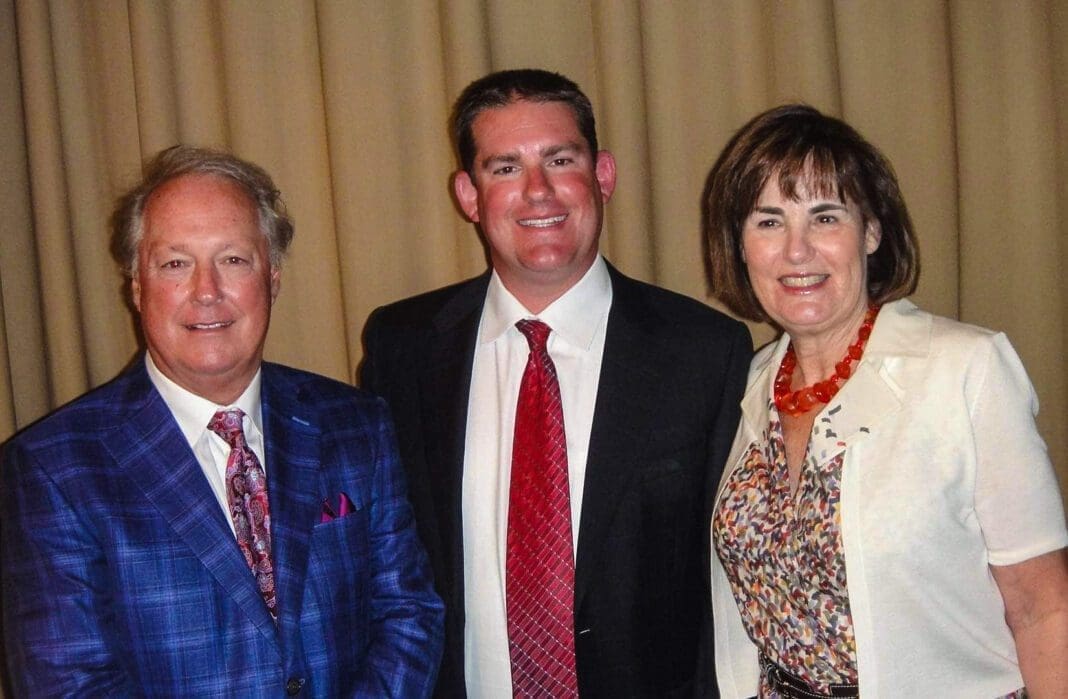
2;0;1065;513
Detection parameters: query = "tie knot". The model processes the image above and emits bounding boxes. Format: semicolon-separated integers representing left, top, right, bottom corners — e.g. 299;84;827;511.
208;408;248;448
516;319;552;353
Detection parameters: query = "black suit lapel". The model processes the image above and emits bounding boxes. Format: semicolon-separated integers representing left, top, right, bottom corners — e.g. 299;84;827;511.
420;275;487;626
574;269;662;610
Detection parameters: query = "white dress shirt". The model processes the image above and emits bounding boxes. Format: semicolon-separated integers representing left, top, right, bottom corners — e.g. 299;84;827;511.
145;353;265;536
462;256;612;697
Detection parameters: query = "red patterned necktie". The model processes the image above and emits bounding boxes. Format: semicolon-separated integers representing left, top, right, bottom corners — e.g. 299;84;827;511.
208;408;277;618
506;319;579;697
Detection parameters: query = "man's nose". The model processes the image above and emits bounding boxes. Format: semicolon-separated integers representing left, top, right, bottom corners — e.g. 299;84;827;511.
523;166;553;202
193;264;223;303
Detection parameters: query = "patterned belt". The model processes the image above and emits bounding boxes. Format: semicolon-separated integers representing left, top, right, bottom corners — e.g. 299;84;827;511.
759;653;859;699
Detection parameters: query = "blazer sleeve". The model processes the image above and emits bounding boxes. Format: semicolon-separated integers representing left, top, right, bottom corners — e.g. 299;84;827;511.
970;333;1068;563
349;398;444;698
1;439;137;697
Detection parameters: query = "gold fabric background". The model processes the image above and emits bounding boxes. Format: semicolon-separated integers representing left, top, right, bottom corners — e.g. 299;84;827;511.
2;0;1065;511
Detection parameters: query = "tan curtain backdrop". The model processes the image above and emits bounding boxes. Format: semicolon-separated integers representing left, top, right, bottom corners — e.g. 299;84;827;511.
1;0;1066;511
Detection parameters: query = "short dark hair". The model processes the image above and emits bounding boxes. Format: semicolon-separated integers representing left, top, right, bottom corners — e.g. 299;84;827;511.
704;104;920;322
111;145;294;277
452;68;598;176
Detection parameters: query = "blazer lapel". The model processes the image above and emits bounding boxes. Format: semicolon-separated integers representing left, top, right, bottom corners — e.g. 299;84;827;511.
260;365;322;645
807;363;902;466
102;365;278;644
420;276;487;614
738;338;782;443
575;271;662;610
808;299;928;466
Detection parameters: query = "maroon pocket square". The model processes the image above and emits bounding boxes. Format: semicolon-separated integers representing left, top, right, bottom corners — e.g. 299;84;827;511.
320;492;356;523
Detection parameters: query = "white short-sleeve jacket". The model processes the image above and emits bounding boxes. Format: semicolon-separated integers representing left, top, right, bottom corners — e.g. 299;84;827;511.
711;299;1068;698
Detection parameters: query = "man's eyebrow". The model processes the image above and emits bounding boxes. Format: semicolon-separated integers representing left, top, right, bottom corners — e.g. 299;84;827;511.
541;141;584;158
149;242;192;255
478;152;520;170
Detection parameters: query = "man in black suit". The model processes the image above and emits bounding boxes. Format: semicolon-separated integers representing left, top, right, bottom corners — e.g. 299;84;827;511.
361;69;751;698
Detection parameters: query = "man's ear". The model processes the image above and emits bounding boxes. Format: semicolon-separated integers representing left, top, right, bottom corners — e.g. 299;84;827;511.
131;278;142;313
595;151;617;204
269;266;281;303
453;170;480;223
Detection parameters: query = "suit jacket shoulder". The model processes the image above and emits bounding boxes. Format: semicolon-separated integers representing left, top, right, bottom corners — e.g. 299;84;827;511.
364;274;490;339
605;264;750;340
261;361;387;420
3;361;160;459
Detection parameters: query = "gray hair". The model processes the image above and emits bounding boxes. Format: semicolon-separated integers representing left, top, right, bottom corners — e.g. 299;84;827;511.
111;145;294;277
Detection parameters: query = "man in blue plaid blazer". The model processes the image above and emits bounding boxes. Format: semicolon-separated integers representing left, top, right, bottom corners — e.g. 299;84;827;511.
0;146;443;697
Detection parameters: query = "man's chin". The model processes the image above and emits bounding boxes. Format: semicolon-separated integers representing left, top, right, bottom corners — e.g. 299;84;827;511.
159;354;257;395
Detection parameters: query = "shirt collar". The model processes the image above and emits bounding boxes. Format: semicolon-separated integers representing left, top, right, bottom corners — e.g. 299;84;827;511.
144;353;264;443
480;255;612;350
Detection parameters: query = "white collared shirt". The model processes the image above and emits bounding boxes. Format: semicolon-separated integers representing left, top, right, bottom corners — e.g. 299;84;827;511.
462;255;613;697
144;353;265;536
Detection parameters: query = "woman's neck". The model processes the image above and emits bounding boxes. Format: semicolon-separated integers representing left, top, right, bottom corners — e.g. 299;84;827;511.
789;307;870;388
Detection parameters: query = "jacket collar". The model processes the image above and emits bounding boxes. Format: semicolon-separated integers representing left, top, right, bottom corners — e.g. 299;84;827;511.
740;299;927;466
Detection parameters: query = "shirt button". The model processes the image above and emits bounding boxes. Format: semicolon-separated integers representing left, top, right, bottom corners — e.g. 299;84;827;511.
285;677;304;695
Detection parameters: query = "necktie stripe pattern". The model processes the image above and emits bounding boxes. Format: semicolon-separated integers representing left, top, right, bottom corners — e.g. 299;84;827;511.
208;408;277;618
507;319;578;697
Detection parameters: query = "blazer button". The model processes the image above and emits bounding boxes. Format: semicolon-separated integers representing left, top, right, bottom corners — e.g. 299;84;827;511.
285;677;304;695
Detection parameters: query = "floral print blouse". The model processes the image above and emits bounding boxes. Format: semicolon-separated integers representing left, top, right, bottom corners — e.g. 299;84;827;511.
712;405;1029;698
713;410;858;695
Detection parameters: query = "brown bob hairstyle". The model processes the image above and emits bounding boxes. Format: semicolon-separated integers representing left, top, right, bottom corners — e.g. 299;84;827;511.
704;104;919;324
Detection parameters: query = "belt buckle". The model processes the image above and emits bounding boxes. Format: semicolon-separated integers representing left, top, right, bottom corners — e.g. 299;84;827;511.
765;660;814;699
765;661;787;693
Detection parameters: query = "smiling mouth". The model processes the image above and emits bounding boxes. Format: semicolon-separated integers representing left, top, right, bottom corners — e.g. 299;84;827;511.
518;214;567;228
186;321;234;330
780;274;829;288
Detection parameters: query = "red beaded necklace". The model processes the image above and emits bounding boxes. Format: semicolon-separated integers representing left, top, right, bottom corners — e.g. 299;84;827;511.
773;304;881;417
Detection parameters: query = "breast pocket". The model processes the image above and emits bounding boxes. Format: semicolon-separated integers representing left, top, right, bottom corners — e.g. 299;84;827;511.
304;505;371;647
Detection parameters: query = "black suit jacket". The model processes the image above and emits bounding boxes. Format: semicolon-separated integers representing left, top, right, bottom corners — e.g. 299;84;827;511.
361;262;752;698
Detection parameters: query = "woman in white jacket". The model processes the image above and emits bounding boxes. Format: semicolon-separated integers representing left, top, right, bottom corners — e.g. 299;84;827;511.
704;104;1068;698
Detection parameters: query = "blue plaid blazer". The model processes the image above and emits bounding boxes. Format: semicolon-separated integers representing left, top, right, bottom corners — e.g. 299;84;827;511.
1;359;443;697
